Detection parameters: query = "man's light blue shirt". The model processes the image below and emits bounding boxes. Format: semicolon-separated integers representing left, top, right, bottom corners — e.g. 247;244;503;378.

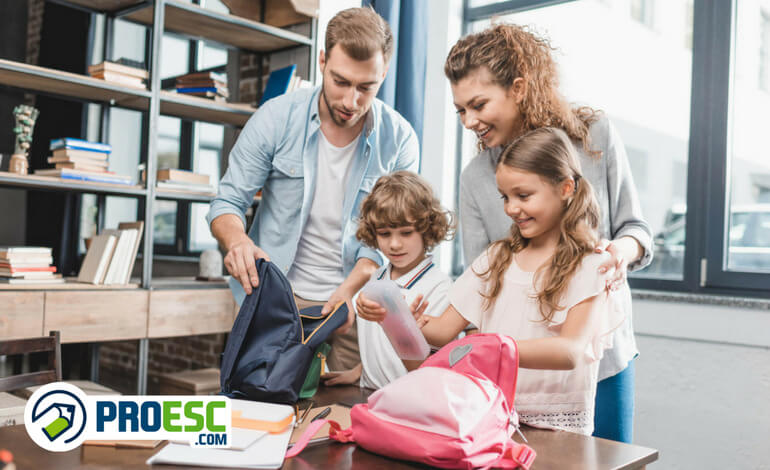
207;86;420;305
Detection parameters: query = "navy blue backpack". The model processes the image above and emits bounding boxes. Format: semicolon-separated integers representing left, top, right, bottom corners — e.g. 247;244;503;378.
220;258;349;404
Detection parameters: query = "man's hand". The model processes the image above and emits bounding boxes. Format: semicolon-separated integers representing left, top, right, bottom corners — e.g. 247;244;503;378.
321;363;362;386
356;292;387;322
323;284;356;334
223;233;270;295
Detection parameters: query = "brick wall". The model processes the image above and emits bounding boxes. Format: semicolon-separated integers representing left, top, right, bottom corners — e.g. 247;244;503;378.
238;52;270;105
99;334;227;393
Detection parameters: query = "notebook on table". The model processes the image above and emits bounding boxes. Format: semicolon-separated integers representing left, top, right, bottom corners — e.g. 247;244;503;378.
146;400;295;469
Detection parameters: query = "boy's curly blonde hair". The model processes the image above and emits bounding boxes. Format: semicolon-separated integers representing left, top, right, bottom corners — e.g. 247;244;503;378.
356;171;455;252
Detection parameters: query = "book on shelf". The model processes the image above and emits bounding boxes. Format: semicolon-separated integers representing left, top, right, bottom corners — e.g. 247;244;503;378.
88;61;149;80
34;168;133;185
78;223;143;285
89;70;147;90
176;86;229;97
53;161;111;173
0;276;65;285
77;233;117;284
0;246;51;257
157;168;210;186
118;221;144;284
175;79;227;89
156;181;215;193
0;265;56;275
51;148;109;161
0;259;53;268
50;138;112;154
101;229;137;285
259;64;296;106
0;270;58;279
173;70;227;83
48;155;109;167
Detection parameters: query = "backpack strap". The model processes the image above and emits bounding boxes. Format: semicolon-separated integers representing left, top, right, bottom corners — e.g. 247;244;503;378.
284;419;355;459
482;439;537;469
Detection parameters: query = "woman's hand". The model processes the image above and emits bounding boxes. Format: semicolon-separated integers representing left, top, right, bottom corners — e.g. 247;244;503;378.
356;292;387;322
595;239;627;291
321;363;362;386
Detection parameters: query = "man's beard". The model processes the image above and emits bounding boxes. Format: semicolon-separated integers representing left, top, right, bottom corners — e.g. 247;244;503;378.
321;81;357;128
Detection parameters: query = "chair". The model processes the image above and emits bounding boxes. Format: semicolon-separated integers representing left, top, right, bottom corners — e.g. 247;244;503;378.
0;331;61;393
0;331;61;427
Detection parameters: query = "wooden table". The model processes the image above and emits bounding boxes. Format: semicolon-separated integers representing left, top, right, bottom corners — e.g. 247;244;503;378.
0;385;657;469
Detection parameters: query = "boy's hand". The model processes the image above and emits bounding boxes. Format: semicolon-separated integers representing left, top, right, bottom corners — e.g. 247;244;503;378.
321;363;362;386
356;292;387;322
415;314;432;329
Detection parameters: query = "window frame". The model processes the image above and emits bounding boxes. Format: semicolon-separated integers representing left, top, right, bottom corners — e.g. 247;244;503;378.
460;0;770;298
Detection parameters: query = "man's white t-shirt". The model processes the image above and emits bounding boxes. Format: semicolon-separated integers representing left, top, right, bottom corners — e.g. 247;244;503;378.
288;131;359;301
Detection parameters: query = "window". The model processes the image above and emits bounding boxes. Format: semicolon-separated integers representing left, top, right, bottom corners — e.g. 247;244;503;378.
720;1;770;276
87;18;226;259
463;0;693;280
761;9;770;91
462;0;770;297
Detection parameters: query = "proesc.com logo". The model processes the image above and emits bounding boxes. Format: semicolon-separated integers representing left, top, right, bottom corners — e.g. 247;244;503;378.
24;382;231;452
24;382;88;452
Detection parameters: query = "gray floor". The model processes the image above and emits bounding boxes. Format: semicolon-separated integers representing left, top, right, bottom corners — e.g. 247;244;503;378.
634;335;770;469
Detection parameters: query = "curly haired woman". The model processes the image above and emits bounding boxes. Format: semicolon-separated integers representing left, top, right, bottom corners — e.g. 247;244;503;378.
445;24;653;443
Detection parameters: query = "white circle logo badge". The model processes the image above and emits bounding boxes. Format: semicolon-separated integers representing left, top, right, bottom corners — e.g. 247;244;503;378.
24;382;88;452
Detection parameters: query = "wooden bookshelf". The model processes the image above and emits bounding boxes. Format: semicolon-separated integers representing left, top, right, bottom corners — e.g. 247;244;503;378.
123;0;313;52
0;58;150;110
149;277;228;289
0;279;140;291
160;91;254;126
56;0;146;13
0;171;145;197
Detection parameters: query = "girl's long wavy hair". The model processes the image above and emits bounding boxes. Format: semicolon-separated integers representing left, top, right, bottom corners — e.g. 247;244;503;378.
477;128;600;321
445;23;600;156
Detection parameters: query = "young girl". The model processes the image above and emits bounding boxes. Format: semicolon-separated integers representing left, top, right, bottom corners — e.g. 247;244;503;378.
446;24;650;442
322;171;455;389
359;128;629;436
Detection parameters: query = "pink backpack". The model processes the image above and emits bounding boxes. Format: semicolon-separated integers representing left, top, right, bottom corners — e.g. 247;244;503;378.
287;334;536;469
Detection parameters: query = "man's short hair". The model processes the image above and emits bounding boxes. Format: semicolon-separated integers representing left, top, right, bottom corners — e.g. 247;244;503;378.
325;7;394;63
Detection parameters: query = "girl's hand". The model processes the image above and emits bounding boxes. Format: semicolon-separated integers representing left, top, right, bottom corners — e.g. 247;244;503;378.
321;363;362;386
409;294;429;321
595;239;627;291
356;292;387;322
416;314;432;329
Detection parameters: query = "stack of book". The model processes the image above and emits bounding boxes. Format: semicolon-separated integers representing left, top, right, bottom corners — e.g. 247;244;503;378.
77;222;144;285
153;168;214;194
174;71;229;101
88;60;148;90
34;138;134;186
0;247;63;285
